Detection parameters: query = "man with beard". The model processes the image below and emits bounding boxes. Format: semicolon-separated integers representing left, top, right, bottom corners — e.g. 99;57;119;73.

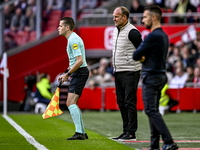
133;5;178;150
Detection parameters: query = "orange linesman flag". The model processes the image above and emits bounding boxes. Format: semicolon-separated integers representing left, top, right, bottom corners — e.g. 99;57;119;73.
42;87;63;119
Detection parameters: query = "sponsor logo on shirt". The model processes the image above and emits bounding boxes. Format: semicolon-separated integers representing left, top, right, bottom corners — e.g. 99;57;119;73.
72;44;78;50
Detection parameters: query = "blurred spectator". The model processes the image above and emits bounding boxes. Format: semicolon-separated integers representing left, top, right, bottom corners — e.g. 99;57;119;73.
34;73;53;105
10;7;25;32
86;69;98;90
61;0;71;16
197;1;200;12
191;31;200;57
173;0;196;23
14;0;28;15
106;58;114;76
159;83;169;116
195;57;200;67
167;43;174;58
19;74;36;111
46;0;64;11
94;66;113;85
185;66;194;86
192;0;200;23
99;57;109;68
24;8;36;32
4;5;13;33
174;60;185;73
187;7;199;23
99;57;113;76
181;44;196;69
166;62;173;83
129;0;144;24
145;0;154;5
165;0;179;9
193;66;200;86
169;67;188;88
168;46;181;67
159;83;179;115
78;0;97;17
154;0;166;8
27;0;36;15
4;33;18;51
190;0;200;7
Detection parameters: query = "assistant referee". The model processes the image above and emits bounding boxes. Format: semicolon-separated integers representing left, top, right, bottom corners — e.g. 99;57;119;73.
57;17;89;140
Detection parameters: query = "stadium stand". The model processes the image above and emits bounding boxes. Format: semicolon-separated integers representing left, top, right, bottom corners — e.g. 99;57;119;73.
1;0;200;112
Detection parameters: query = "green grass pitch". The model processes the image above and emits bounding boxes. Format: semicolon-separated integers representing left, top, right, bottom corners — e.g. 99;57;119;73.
1;111;200;150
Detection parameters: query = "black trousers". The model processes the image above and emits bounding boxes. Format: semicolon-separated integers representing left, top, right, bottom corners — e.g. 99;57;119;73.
115;71;140;135
142;73;173;149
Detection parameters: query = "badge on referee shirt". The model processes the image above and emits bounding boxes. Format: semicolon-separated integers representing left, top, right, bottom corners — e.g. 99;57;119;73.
72;44;78;50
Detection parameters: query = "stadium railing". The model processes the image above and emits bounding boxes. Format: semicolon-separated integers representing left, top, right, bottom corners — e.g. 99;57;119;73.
78;12;200;26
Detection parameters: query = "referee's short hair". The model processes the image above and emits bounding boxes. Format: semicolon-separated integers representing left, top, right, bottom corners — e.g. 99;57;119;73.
60;17;75;31
144;5;162;21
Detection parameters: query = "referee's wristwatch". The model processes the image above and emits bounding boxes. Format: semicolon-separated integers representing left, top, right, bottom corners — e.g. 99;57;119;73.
67;72;71;76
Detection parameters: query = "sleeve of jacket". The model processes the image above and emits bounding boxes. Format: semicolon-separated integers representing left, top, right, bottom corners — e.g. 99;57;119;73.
132;33;154;61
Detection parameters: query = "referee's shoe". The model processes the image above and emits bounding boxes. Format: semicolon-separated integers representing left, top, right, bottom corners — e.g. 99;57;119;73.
67;132;87;140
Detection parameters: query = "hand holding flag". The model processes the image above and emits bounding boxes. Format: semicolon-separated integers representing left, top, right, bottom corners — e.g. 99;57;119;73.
42;69;69;119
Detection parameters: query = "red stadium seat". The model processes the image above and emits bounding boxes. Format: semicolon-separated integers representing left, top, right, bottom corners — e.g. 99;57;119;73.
63;10;71;17
44;10;62;32
15;31;29;45
29;31;36;41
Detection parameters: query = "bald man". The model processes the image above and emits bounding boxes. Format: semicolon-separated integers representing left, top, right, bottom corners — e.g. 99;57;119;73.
112;6;142;141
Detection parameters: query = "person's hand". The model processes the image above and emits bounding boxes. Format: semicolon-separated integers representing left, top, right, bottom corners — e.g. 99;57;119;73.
139;56;145;62
57;74;69;84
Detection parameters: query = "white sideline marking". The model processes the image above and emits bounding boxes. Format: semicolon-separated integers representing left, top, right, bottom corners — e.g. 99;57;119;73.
2;115;49;150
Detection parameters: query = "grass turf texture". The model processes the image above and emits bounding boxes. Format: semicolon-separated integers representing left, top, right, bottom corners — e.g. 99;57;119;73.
1;111;200;150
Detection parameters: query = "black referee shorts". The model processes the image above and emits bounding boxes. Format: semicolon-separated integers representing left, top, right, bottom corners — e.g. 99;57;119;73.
68;67;89;97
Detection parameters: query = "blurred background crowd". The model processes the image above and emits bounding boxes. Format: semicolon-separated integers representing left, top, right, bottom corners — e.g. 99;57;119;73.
2;0;200;90
1;0;200;113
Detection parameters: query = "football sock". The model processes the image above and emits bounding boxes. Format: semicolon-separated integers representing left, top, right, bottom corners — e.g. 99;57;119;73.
68;104;84;134
77;106;85;134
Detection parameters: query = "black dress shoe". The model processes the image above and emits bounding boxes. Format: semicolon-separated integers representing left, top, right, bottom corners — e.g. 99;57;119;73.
84;133;89;139
118;132;136;141
162;143;178;150
147;146;159;150
112;133;125;140
67;132;85;140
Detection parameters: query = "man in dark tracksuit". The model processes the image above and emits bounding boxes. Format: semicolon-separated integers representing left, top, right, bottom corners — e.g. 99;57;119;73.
133;5;178;150
112;6;142;141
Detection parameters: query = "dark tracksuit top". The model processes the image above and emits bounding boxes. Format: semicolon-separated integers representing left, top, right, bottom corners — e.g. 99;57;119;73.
132;28;175;146
132;28;169;75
